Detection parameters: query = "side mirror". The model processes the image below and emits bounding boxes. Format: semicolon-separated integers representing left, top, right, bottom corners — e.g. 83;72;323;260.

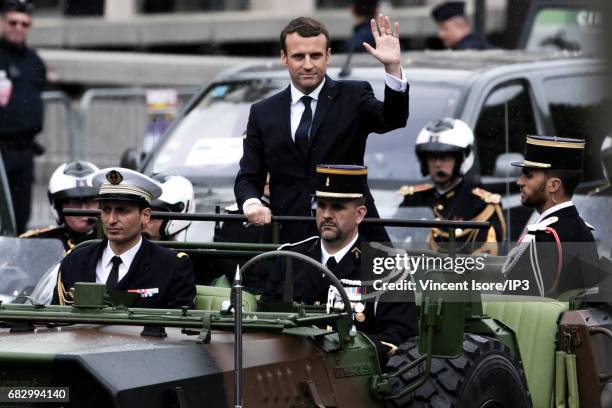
119;148;147;170
493;153;523;178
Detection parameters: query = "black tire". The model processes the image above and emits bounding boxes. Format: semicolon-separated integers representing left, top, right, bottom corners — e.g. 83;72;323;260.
385;334;532;408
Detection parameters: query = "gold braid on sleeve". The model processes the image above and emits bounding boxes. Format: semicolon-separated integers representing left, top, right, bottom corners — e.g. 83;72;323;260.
56;271;74;306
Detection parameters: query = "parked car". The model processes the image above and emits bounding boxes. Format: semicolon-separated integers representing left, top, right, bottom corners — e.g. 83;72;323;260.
133;50;609;243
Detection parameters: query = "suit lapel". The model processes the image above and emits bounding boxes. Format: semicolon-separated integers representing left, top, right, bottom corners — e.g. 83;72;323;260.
279;86;304;166
334;237;361;281
309;76;338;149
83;241;106;282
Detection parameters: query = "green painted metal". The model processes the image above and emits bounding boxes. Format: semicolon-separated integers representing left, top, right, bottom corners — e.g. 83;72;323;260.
482;296;569;408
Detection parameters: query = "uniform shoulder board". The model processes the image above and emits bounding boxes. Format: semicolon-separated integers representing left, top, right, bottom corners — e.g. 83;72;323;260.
224;203;239;213
277;236;318;251
19;225;60;238
472;187;501;204
397;184;433;196
176;252;189;259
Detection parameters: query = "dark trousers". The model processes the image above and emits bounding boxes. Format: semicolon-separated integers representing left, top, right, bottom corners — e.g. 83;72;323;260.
1;146;33;234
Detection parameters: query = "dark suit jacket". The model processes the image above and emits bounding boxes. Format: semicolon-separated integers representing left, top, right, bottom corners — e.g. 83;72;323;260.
504;205;600;296
234;76;409;242
263;236;417;360
52;238;196;308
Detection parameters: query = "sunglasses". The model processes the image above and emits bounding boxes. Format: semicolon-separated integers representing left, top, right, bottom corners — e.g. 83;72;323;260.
7;20;31;28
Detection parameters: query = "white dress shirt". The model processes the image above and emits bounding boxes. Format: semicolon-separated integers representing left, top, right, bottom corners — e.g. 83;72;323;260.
320;233;359;267
95;236;143;284
243;68;408;212
534;201;574;224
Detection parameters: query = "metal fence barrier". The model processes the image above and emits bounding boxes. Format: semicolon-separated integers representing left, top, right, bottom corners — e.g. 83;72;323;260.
79;87;197;168
29;87;198;228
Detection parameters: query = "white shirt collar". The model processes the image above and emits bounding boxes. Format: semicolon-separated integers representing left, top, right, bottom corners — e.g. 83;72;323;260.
535;201;574;223
320;232;359;266
102;235;143;271
290;77;326;105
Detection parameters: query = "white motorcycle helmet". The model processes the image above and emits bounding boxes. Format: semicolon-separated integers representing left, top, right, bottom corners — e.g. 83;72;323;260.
150;174;195;241
47;161;100;224
415;117;475;177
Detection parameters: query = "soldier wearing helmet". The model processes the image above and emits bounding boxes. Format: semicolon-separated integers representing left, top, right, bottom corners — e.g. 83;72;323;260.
143;174;195;242
20;161;100;251
398;118;506;254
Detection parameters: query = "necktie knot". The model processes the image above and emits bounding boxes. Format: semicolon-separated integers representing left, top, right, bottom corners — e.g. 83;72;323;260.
111;256;122;267
301;95;312;106
326;257;337;270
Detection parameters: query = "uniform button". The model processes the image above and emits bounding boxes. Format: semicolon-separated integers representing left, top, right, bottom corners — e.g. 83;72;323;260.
437;204;444;210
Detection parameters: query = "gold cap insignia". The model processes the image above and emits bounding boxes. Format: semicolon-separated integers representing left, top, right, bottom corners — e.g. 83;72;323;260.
106;170;123;185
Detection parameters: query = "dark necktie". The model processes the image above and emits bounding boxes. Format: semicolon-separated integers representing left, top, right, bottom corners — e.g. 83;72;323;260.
106;256;122;291
326;257;337;271
295;95;313;159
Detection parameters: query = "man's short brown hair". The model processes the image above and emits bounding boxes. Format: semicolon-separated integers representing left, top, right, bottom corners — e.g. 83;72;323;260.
280;17;330;54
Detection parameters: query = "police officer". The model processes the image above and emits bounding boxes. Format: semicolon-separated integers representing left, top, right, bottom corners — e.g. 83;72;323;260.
503;135;600;297
263;164;416;362
431;1;492;50
0;0;46;233
143;174;195;242
21;161;99;251
52;168;195;308
398;118;506;254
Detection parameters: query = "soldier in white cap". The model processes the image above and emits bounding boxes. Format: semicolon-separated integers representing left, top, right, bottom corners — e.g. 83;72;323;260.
52;168;195;308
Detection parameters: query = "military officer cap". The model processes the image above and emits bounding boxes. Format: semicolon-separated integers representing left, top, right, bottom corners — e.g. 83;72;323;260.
3;0;34;14
431;1;465;23
315;165;367;199
511;135;585;171
92;168;162;207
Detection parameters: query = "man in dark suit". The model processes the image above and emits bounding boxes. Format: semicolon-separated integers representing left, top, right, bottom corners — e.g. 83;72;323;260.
503;136;600;297
52;167;195;308
234;15;409;243
263;165;417;362
431;1;492;50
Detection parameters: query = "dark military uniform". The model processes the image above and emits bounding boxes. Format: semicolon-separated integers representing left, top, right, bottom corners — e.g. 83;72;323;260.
263;236;417;361
504;135;601;297
398;179;506;254
52;238;195;308
20;224;95;251
453;33;492;50
503;205;600;297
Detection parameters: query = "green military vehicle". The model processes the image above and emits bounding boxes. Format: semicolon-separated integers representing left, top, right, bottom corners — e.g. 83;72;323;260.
0;162;611;407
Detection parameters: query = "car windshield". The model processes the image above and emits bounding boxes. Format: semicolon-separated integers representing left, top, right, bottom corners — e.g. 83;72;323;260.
147;77;463;183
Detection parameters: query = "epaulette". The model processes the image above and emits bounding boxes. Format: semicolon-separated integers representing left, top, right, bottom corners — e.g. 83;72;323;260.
277;235;318;251
396;184;433;196
19;225;60;238
176;252;189;259
527;216;559;233
471;187;501;204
